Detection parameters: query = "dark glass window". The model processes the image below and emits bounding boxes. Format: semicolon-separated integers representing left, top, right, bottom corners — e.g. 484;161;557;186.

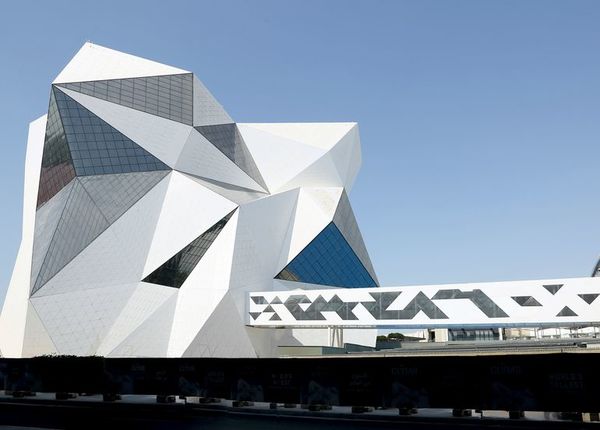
143;210;235;288
53;87;170;176
57;73;193;125
37;89;76;208
449;328;500;341
275;222;377;288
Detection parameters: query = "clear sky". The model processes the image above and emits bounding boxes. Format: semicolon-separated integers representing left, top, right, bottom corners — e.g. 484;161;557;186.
1;0;599;304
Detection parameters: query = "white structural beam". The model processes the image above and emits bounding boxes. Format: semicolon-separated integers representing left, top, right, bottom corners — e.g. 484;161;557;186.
248;277;600;328
0;116;46;357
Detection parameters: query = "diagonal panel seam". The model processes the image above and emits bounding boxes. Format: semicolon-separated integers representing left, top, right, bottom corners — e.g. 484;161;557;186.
31;181;77;295
53;86;172;174
56;73;194;125
32;173;172;296
25;299;60;354
80;171;170;224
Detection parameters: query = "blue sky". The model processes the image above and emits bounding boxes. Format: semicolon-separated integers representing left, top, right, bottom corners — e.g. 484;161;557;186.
1;0;599;304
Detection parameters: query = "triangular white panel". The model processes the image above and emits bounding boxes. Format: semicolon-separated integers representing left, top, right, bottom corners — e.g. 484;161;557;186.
304;187;343;217
109;293;177;357
327;125;362;192
21;303;57;357
279;187;342;270
97;282;177;356
182;293;256;358
333;191;379;285
0;116;46;357
167;210;239;356
345;135;362;192
228;189;300;315
31;283;138;355
58;87;190;167
32;173;171;297
176;128;266;192
192;76;233;126
237;124;327;192
276;152;345;193
182;173;265;205
243;123;356;151
143;172;237;277
54;43;189;84
30;180;75;287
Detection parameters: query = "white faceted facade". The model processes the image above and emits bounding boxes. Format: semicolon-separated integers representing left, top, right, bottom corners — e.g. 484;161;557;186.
0;43;378;358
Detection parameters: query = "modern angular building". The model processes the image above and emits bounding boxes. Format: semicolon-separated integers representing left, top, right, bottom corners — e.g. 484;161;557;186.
0;43;378;358
1;44;600;358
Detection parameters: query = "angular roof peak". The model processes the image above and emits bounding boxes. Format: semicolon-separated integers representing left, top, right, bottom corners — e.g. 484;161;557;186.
53;42;190;84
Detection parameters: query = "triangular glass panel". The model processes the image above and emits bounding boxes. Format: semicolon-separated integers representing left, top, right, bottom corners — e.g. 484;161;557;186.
249;312;262;320
37;89;76;208
592;259;600;277
195;123;267;190
79;171;169;224
251;296;268;305
143;210;235;288
53;87;170;176
270;297;283;304
275;222;377;288
192;76;233;126
511;296;542;307
32;179;110;295
263;305;276;313
543;284;563;295
31;180;75;289
270;313;282;321
578;294;600;305
556;306;577;317
57;74;193;125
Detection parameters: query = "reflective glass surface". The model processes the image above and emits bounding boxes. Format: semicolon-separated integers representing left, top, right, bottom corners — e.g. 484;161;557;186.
37;89;76;207
143;211;235;288
79;171;169;224
449;328;500;341
557;306;577;317
33;179;110;294
195;123;267;189
579;293;600;304
276;222;377;288
58;73;193;125
53;87;170;176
